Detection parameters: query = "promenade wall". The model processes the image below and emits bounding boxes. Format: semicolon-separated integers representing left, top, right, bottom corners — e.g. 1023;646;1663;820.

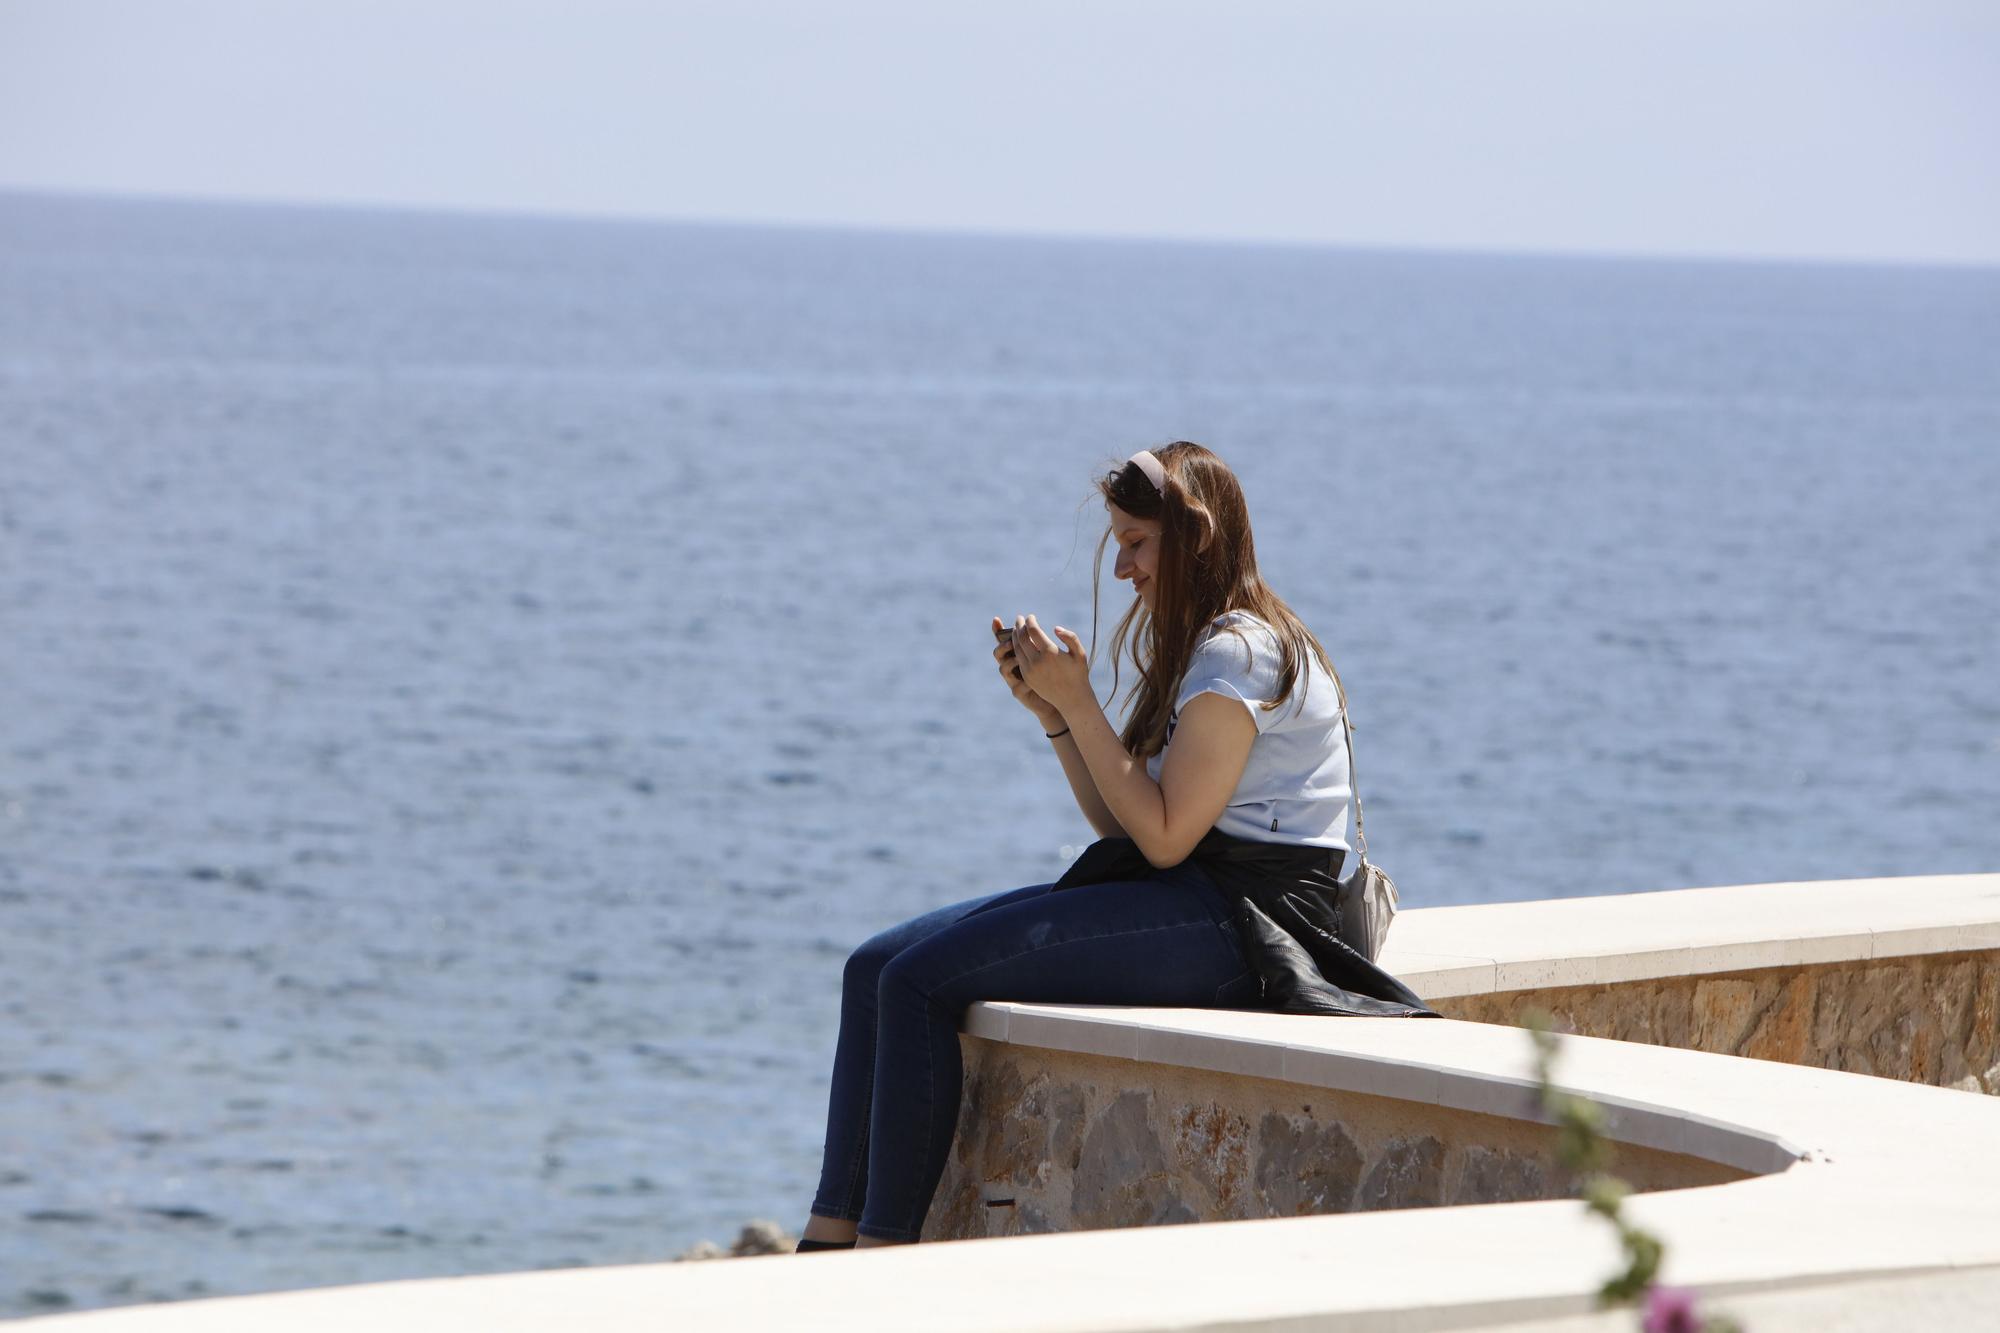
927;871;1999;1241
25;872;2000;1333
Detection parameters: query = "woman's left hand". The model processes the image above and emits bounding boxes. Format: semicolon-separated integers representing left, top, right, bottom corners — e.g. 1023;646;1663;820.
1011;614;1092;719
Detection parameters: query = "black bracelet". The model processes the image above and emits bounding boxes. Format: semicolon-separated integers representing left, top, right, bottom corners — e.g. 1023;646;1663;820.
1044;725;1071;740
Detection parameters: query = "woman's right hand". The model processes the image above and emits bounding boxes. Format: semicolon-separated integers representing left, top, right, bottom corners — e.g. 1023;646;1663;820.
991;615;1064;731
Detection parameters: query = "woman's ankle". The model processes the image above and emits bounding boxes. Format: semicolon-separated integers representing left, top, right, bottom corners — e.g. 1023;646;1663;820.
801;1212;859;1243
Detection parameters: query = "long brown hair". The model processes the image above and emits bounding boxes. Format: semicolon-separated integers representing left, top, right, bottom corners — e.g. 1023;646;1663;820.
1089;441;1340;758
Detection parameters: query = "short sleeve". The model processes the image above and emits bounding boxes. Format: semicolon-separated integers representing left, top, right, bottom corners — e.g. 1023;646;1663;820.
1173;621;1291;734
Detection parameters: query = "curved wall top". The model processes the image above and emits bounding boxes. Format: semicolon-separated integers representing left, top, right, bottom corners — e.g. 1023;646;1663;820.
26;873;2000;1332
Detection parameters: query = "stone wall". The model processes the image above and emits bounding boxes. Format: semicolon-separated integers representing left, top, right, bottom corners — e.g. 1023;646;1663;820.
922;1039;1745;1242
1432;948;2000;1095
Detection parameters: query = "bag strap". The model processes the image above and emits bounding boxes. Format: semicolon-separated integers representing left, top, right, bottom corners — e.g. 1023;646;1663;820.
1324;657;1368;866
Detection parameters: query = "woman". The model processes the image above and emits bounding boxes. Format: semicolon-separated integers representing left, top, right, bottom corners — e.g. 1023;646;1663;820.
796;441;1424;1253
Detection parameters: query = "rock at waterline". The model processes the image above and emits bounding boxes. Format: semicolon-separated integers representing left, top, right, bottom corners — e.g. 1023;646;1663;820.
673;1219;795;1260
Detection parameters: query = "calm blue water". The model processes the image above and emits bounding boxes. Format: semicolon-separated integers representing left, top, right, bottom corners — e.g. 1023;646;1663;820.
2;190;1996;1315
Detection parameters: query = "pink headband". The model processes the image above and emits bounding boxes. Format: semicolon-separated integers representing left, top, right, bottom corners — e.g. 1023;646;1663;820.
1128;449;1166;494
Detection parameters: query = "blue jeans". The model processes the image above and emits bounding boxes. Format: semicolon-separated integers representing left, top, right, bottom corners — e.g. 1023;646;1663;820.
808;857;1260;1242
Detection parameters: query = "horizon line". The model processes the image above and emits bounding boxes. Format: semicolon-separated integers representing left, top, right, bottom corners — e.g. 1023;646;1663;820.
4;181;1997;275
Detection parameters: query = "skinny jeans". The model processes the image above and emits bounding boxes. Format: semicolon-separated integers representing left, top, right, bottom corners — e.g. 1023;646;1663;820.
809;857;1260;1242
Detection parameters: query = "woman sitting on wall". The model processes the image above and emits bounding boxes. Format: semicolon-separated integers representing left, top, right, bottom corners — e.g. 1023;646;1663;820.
797;440;1434;1252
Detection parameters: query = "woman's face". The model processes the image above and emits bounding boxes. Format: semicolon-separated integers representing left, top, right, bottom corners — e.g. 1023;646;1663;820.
1108;502;1163;612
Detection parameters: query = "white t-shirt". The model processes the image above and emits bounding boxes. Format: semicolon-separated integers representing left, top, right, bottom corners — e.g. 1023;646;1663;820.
1143;610;1355;855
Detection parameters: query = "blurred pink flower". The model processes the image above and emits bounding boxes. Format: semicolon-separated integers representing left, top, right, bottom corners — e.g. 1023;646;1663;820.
1641;1283;1701;1333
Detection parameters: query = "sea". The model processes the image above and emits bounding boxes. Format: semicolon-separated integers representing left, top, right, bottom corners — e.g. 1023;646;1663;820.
2;189;1995;1316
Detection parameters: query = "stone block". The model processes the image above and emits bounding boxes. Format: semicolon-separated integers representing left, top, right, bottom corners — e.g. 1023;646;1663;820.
1928;958;1978;1046
1016;1200;1058;1234
1690;976;1760;1052
1355;1135;1445;1211
1972;959;2000;1055
975;1058;1044;1187
1072;1089;1182;1229
1169;1101;1251;1211
923;1176;983;1241
1253;1111;1363;1216
1450;1144;1549;1205
1049;1083;1087;1172
1739;973;1813;1064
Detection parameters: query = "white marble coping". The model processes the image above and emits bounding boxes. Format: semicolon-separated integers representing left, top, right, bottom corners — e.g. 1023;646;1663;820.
24;874;2000;1332
1380;871;2000;997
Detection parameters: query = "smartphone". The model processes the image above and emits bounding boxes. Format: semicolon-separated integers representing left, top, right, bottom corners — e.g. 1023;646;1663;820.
994;622;1022;680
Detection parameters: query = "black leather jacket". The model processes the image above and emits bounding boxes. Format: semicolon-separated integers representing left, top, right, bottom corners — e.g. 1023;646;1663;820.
1050;829;1440;1019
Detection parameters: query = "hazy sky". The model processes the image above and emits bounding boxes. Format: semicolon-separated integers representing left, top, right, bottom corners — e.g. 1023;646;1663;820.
3;0;1995;265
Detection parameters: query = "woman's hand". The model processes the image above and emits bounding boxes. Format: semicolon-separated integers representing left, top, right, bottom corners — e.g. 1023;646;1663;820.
992;615;1063;730
1010;613;1093;720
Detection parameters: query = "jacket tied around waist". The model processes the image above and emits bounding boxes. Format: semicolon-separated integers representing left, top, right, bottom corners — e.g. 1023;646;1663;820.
1049;828;1440;1019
